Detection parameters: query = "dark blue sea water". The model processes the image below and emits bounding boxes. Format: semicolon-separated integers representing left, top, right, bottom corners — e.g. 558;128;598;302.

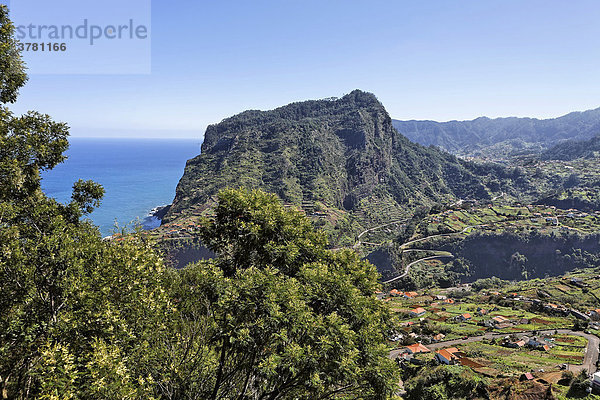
41;138;201;237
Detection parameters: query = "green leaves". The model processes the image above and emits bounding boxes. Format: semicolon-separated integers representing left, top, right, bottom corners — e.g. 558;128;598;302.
0;5;27;104
199;188;328;277
0;12;170;393
71;179;105;215
0;7;398;397
32;342;79;400
170;188;398;399
0;193;172;398
1;110;69;201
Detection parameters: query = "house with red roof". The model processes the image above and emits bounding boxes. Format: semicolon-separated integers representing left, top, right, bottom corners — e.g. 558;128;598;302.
487;315;511;328
520;372;534;381
405;343;431;355
456;313;472;322
433;333;446;341
545;303;559;313
409;307;426;317
435;347;461;365
541;344;550;352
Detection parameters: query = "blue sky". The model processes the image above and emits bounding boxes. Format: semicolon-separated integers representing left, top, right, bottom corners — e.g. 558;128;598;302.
7;0;600;138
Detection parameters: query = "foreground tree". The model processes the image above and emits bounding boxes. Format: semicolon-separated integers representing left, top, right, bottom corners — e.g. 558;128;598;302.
0;6;397;398
166;188;398;399
0;5;171;398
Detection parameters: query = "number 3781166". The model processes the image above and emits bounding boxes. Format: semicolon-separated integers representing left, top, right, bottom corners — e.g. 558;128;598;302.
17;42;67;52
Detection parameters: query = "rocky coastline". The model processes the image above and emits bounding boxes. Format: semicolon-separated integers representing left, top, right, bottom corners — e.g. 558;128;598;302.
150;204;171;220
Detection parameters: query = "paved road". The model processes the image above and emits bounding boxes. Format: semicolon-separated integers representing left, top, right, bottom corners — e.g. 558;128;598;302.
399;225;481;249
390;329;599;373
491;192;506;202
382;254;454;284
354;219;407;249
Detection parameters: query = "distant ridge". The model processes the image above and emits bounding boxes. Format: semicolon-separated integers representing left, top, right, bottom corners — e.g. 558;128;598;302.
542;134;600;161
392;107;600;158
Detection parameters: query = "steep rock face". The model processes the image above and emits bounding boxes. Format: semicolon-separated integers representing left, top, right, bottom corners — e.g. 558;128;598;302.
438;233;600;282
166;90;492;222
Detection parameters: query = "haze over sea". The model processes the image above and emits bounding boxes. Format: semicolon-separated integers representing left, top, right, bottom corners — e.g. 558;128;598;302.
41;138;200;236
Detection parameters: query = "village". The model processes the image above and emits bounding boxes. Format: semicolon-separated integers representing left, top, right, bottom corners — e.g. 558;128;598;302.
380;276;600;393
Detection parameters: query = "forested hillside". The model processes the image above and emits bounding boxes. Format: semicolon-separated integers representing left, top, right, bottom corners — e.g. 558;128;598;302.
542;135;600;161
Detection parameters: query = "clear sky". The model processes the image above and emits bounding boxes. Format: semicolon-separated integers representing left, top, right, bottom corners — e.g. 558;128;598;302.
7;0;600;138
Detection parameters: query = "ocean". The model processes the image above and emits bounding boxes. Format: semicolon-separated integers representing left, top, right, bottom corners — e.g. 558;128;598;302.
41;137;201;237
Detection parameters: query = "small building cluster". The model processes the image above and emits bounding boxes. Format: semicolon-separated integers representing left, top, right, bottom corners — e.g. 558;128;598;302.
501;335;552;352
485;315;512;329
156;220;202;239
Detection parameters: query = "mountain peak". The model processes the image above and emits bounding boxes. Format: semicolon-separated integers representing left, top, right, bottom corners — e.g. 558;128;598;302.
201;90;389;154
340;89;382;108
166;92;499;231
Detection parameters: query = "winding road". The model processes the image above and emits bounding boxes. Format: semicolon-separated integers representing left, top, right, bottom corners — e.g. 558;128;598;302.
380;195;600;376
491;192;506;202
382;254;455;284
361;196;586;285
399;224;483;249
379;225;481;283
353;219;407;249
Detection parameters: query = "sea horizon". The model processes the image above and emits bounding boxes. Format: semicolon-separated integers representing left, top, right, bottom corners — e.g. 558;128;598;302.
41;137;201;236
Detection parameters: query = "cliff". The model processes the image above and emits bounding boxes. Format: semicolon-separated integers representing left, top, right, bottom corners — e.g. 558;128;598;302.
165;90;499;225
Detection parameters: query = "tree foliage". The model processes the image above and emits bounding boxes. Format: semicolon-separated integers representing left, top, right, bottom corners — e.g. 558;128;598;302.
0;7;397;398
163;189;399;399
402;365;488;400
0;6;169;397
0;5;27;104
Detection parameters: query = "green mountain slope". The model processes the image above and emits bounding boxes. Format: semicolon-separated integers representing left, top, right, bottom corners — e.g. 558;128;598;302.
542;135;600;161
393;108;600;158
165;91;515;242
